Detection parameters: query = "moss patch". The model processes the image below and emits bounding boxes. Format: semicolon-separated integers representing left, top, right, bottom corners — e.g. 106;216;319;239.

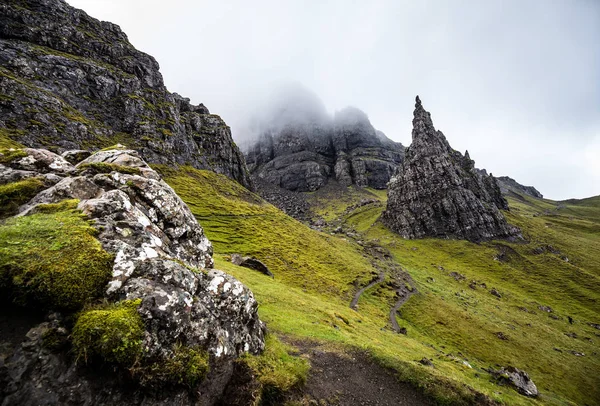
0;177;45;218
240;334;309;402
0;128;25;149
78;162;141;175
0;148;27;164
73;299;143;365
0;203;113;309
140;344;210;388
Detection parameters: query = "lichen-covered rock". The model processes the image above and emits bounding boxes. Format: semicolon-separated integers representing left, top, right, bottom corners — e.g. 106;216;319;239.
382;97;521;242
0;0;252;189
489;366;539;397
0;147;265;404
245;104;404;192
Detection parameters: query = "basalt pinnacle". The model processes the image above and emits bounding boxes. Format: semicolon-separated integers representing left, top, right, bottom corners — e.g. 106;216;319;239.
382;96;520;242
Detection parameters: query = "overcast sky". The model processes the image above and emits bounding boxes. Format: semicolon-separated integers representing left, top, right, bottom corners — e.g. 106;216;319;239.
68;0;600;200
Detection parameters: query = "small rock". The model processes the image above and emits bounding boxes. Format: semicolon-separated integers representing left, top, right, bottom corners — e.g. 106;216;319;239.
231;254;274;278
490;288;502;298
61;149;91;164
569;350;585;357
419;357;434;367
489;366;538;397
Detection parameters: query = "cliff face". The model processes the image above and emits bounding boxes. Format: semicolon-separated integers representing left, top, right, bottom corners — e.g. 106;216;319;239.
0;0;252;188
382;96;520;242
245;106;404;192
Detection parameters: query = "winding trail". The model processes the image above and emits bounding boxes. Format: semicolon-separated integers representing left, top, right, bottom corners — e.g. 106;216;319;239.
350;272;385;309
389;282;416;333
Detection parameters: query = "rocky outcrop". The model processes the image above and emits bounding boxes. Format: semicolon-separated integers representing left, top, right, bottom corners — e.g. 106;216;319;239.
245;102;404;192
0;147;265;405
382;97;520;242
0;0;252;189
489;366;539;397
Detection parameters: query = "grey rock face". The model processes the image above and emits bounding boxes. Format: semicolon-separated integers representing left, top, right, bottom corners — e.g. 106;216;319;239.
0;0;252;189
245;106;404;191
1;148;265;404
382;97;520;242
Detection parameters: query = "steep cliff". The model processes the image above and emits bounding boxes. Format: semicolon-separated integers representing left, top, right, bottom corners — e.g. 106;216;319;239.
382;96;520;242
0;0;252;188
245;101;404;192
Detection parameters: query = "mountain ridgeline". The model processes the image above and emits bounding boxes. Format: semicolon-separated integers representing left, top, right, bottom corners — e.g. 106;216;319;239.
0;0;252;188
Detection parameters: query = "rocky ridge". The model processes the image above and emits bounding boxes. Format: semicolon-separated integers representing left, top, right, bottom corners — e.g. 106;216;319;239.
382;97;521;242
496;175;543;199
245;105;404;192
0;0;252;189
0;146;265;405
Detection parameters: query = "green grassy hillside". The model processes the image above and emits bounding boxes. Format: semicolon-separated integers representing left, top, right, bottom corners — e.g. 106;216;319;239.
159;166;600;405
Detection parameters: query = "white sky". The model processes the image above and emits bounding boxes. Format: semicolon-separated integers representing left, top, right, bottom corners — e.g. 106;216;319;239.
68;0;600;200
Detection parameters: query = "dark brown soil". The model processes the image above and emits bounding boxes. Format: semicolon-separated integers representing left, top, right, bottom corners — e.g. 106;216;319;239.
289;341;434;406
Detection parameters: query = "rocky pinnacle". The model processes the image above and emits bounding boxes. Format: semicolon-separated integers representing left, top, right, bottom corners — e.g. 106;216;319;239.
381;96;521;242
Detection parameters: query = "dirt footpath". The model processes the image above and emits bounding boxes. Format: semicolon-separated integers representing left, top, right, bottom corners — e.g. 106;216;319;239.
290;341;434;406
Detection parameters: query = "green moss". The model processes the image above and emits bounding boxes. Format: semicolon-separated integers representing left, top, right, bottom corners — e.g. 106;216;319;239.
78;162;141;175
240;334;309;402
0;204;113;309
34;199;80;214
160;128;173;137
0;148;27;164
141;344;210;387
73;299;143;365
0;177;45;218
0;128;25;149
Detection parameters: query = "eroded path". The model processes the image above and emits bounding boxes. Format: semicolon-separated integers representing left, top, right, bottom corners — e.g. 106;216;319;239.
350;272;385;309
289;340;433;406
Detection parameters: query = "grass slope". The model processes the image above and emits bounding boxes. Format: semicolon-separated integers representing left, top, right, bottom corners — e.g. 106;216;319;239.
161;166;600;405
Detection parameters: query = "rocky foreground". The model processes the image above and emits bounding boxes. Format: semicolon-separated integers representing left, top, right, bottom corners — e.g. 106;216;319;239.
0;146;264;405
382;97;521;242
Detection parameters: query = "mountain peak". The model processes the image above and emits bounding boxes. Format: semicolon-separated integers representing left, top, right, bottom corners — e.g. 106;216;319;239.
382;98;520;242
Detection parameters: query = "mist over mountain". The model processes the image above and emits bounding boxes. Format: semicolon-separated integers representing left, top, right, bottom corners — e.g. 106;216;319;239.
243;84;404;191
